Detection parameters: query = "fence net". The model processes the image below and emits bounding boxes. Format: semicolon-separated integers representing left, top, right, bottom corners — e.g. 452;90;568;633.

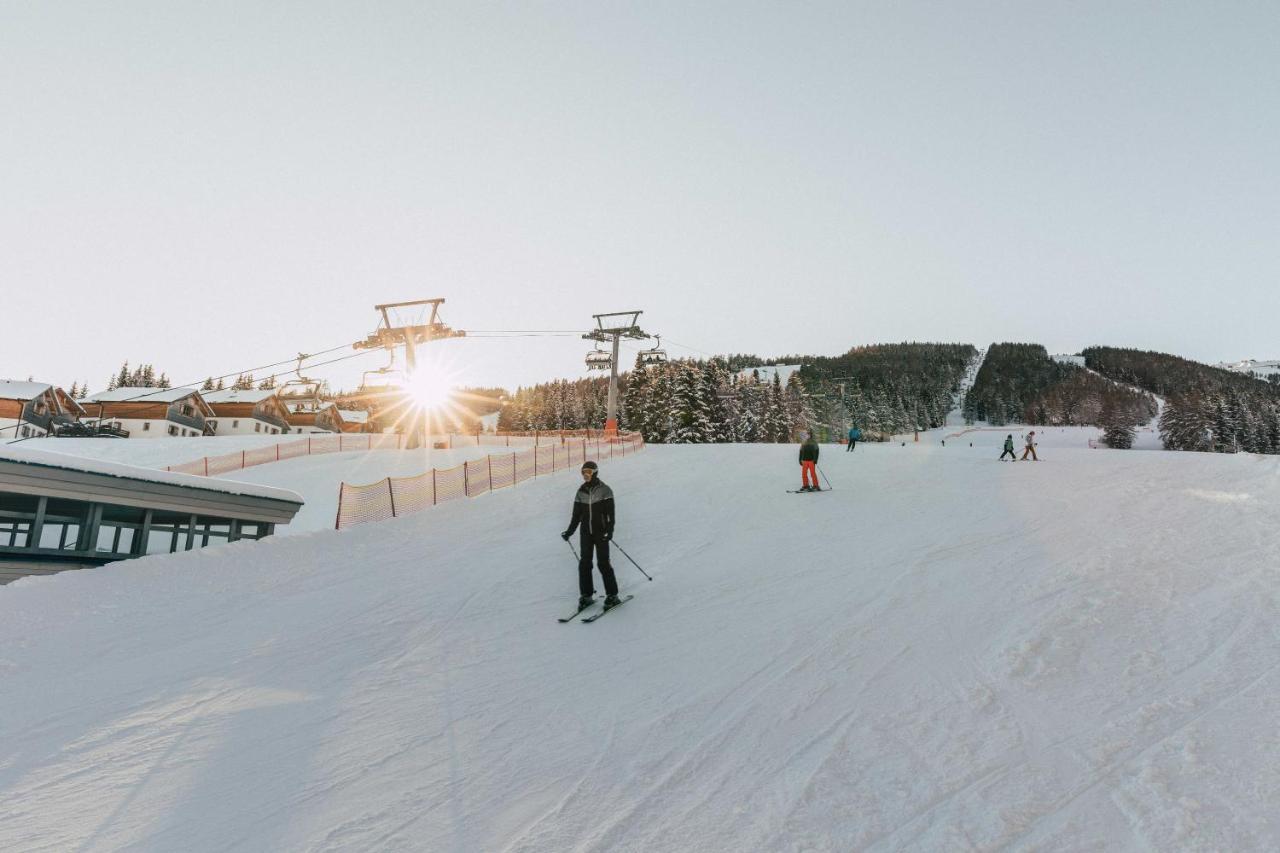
334;432;646;529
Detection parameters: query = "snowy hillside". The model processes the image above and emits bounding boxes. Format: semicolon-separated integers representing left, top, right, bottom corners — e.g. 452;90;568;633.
2;444;1279;850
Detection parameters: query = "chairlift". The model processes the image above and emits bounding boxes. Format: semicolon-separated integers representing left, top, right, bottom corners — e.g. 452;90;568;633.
278;353;325;412
585;345;613;371
639;335;668;365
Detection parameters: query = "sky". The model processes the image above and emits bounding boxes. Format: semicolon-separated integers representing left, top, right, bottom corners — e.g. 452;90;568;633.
2;2;1278;394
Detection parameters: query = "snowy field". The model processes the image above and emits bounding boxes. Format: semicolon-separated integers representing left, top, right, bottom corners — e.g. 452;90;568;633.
2;443;1279;850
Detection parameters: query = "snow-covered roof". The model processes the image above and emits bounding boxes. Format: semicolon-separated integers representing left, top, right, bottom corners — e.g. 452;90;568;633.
0;380;54;400
0;446;304;504
83;387;203;404
203;388;281;404
336;409;369;423
737;364;802;384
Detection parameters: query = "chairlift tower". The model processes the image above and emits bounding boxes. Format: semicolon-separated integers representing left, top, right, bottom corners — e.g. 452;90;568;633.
354;298;465;448
583;311;648;434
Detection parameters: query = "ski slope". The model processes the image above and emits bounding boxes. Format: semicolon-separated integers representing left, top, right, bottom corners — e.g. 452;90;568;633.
2;444;1279;850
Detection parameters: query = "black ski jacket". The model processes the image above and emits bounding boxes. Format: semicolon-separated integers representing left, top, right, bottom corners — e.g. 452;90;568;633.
566;478;615;539
799;440;820;463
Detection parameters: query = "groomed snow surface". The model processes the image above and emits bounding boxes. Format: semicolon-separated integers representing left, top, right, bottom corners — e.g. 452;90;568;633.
2;442;1280;851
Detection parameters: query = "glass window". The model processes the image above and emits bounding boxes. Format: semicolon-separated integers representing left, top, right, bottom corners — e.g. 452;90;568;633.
195;517;233;547
38;498;89;551
168;425;178;436
145;512;192;554
0;520;31;548
233;420;239;428
143;422;150;431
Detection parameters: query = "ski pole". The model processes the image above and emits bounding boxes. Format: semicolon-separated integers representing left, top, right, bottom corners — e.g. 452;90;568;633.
818;465;834;491
611;540;653;581
566;538;580;563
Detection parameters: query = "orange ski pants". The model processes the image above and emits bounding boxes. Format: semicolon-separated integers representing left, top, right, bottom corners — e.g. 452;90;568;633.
801;460;818;488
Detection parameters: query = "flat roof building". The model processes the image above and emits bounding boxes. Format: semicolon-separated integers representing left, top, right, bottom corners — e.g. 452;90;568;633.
0;447;303;584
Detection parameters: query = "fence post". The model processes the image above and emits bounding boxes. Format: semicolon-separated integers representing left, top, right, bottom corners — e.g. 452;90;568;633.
464;461;470;496
204;457;209;476
308;436;312;455
386;477;397;517
276;444;280;461
432;468;437;505
241;450;246;469
512;451;517;484
334;483;345;529
488;455;493;491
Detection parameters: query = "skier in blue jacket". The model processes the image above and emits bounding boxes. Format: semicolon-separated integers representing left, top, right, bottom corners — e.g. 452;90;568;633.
846;426;861;452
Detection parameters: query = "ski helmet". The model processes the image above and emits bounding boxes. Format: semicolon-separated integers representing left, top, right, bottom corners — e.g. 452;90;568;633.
581;460;598;472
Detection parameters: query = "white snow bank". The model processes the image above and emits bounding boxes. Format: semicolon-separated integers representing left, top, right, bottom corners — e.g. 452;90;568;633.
0;446;303;504
2;444;1279;850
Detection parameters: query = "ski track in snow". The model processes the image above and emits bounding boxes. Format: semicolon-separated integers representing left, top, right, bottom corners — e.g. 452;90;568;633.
1;442;1279;851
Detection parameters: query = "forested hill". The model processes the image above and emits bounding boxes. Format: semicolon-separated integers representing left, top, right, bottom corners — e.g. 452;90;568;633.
793;343;975;435
962;343;1156;428
1083;347;1280;454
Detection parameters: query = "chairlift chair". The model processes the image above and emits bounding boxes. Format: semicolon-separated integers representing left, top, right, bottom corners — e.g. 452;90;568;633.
639;335;668;365
585;346;613;371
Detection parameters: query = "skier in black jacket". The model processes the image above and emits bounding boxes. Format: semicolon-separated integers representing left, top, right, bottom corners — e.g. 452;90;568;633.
561;461;620;609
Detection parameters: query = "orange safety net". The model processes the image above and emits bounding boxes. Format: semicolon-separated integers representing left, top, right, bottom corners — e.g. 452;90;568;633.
334;431;645;529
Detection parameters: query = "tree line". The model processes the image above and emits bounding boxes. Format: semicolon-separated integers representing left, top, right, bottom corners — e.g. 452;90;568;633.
962;344;1156;431
1084;347;1280;454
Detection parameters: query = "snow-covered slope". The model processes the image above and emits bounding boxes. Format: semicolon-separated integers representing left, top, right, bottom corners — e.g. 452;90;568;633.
2;444;1279;850
6;435;295;468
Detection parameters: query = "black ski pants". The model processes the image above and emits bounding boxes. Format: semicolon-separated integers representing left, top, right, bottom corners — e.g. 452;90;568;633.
846;440;856;452
578;532;619;597
999;448;1016;460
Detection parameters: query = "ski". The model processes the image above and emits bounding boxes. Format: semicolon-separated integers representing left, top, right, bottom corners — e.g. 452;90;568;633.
558;601;598;623
582;595;633;622
786;489;824;494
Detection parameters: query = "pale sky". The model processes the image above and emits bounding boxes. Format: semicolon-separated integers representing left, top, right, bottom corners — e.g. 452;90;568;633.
3;2;1277;393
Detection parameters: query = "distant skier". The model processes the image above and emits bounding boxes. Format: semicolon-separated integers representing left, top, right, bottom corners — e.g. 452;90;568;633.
561;461;620;609
846;426;860;451
999;435;1016;461
799;433;821;491
1021;430;1039;461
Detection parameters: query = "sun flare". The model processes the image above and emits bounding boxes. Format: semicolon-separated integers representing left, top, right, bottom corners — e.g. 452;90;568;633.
402;367;456;411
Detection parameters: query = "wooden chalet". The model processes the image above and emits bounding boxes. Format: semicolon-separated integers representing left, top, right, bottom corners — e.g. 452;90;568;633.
202;388;291;436
81;387;215;438
0;381;85;440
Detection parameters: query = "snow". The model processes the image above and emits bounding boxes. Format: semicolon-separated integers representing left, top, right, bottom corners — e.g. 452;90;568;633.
201;388;281;404
1051;353;1086;366
737;364;801;385
83;386;203;403
2;443;1280;850
0;446;303;504
6;435;298;468
0;379;54;400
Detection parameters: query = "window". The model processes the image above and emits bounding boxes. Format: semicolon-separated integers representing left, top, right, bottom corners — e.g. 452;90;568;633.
232;420;239;428
20;426;30;438
237;522;269;540
195;517;233;547
0;519;32;548
145;512;193;554
254;422;261;433
143;422;151;431
38;499;88;551
0;493;38;548
95;503;146;556
270;428;278;434
168;425;179;436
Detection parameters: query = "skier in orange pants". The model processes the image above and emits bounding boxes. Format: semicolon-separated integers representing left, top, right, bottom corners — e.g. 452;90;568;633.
798;433;821;492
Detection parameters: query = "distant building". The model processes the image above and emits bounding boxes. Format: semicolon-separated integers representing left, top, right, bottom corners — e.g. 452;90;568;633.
0;447;302;583
203;388;291;436
0;381;85;440
284;401;342;434
330;407;372;434
736;364;802;385
81;387;215;438
1216;358;1280;379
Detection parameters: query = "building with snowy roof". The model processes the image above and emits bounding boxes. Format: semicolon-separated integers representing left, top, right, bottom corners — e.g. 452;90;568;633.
203;388;291;436
81;387;215;438
0;447;303;583
0;381;85;440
